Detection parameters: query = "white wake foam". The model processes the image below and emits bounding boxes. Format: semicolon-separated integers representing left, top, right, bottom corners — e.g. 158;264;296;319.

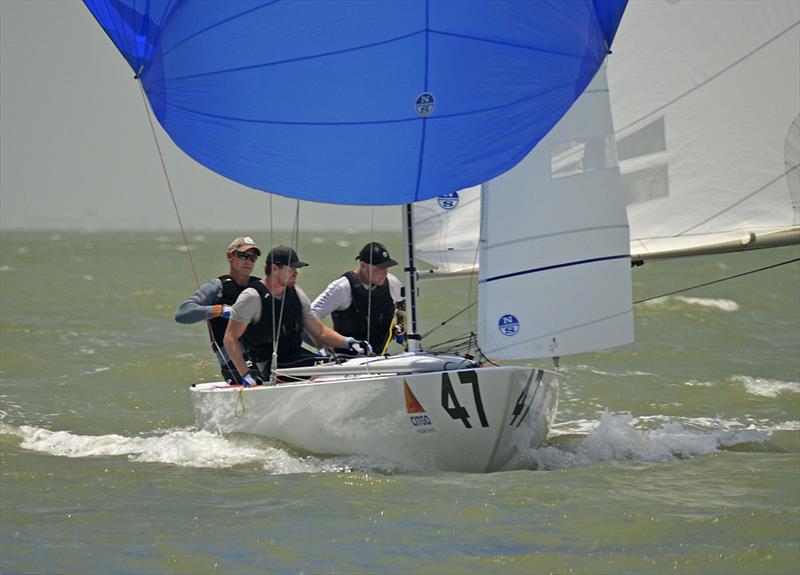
732;375;800;397
3;424;408;474
642;296;739;312
526;412;770;470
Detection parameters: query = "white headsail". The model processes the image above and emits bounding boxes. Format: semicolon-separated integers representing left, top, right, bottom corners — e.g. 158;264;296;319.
478;64;633;360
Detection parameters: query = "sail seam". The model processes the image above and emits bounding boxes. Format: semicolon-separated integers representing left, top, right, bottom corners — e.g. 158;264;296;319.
615;20;800;134
485;224;629;251
160;1;280;58
154;77;581;126
428;29;602;61
154;29;427;82
482;254;629;284
414;0;430;202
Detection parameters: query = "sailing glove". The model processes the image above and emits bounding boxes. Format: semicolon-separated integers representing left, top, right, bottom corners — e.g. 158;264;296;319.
213;304;233;319
393;322;406;344
241;369;264;387
345;337;372;355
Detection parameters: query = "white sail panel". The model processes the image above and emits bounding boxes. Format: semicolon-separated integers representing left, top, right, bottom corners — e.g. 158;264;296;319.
478;67;633;360
611;0;800;258
414;186;481;273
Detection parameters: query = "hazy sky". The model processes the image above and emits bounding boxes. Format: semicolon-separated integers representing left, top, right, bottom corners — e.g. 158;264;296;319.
0;0;401;231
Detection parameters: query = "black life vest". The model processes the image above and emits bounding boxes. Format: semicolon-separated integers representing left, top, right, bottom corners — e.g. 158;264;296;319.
331;271;395;353
208;274;261;349
241;282;304;364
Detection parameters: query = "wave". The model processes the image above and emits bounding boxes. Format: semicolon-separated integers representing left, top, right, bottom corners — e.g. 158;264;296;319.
641;295;739;312
732;375;800;397
2;410;792;475
522;411;775;470
569;365;655;377
0;424;408;474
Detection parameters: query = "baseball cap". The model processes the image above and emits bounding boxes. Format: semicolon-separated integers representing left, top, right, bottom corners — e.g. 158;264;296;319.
226;236;261;256
357;242;398;268
265;245;308;268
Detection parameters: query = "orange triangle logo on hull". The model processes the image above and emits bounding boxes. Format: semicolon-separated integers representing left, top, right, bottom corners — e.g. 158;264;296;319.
403;381;425;414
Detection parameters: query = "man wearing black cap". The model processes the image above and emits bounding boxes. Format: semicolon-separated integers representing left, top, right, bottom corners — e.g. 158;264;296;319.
311;242;404;355
175;236;262;382
224;245;370;386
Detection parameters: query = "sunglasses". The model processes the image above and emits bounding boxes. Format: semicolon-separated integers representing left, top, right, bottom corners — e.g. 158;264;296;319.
233;250;258;262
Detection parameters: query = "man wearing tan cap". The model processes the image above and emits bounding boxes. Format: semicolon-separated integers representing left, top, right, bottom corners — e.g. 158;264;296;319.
224;245;371;386
175;236;262;383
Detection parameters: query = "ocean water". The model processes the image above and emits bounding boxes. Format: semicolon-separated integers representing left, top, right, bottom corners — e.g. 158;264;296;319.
1;230;798;575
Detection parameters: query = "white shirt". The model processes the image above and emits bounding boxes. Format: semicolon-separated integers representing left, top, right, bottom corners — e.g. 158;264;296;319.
312;273;402;319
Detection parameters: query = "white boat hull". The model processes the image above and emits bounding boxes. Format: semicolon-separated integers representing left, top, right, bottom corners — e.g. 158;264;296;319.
191;360;559;473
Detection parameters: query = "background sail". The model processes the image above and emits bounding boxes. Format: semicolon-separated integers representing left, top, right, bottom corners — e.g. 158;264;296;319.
478;65;633;360
83;0;626;205
414;186;481;274
415;0;800;271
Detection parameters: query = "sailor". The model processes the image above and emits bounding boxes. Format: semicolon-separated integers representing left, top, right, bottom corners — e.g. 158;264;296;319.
224;246;370;386
311;242;404;356
175;236;262;383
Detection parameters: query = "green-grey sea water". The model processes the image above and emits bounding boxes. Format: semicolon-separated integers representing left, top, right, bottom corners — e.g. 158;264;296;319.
1;230;799;575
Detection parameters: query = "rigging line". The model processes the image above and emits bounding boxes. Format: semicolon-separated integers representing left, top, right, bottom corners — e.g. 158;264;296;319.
367;207;375;348
423;257;800;345
267;193;278;378
634;257;800;304
467;223;480;337
420;301;476;340
137;76;218;381
272;200;301;347
678;164;799;235
136;79;201;289
615;19;800;134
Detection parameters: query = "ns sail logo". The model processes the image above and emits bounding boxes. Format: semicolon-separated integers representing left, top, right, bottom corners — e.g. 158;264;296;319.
437;192;459;210
498;314;520;336
415;92;435;117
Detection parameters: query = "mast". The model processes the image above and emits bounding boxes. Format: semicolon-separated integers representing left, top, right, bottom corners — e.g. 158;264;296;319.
402;203;421;353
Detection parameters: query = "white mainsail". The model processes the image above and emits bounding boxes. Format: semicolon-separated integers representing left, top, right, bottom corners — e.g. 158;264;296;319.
615;0;800;259
415;0;800;270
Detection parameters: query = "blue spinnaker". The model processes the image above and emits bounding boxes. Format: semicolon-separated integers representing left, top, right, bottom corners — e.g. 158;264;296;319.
84;0;627;205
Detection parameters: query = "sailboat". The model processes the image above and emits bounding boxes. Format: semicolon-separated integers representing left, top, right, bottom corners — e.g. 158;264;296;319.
81;1;702;472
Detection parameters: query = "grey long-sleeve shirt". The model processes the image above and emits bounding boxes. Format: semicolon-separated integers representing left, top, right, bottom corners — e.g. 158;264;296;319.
175;278;232;369
175;278;225;324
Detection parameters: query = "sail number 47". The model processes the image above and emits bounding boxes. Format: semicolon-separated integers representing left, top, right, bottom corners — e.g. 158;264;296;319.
441;371;489;428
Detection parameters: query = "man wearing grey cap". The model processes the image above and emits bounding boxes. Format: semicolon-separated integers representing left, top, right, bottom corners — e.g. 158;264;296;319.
175;236;262;383
312;242;404;356
224;246;370;386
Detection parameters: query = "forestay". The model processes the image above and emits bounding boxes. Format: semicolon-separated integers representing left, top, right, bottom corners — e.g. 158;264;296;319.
82;0;626;205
